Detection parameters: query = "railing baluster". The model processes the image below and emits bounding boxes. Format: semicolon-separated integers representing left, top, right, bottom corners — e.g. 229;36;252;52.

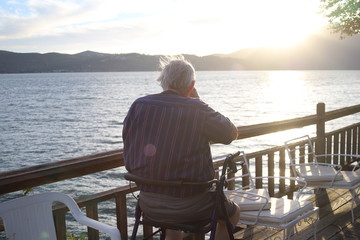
309;138;314;163
352;127;357;156
334;133;339;164
268;152;275;197
340;132;346;165
54;210;67;240
255;156;263;189
300;144;305;164
214;166;219;180
326;135;332;163
346;129;352;165
143;224;154;240
279;149;286;195
115;193;128;240
227;171;235;190
242;157;250;188
357;126;360;155
86;202;99;240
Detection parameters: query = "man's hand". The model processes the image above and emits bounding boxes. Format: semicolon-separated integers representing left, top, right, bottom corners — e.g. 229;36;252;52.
189;88;200;98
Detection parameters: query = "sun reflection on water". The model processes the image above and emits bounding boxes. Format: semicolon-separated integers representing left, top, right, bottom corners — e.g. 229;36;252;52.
266;71;305;106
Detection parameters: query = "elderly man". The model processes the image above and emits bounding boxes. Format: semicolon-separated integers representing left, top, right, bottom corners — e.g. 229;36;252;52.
123;56;240;240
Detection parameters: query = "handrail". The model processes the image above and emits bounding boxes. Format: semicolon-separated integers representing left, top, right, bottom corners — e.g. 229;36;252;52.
0;150;124;194
1;103;360;195
237;103;360;139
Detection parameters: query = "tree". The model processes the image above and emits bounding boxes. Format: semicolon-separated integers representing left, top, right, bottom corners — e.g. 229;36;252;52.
320;0;360;38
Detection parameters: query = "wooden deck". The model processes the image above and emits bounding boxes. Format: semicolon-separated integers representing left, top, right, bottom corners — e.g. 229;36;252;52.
232;188;360;240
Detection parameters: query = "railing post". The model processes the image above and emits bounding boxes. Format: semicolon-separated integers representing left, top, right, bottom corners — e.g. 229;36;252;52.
54;211;67;240
316;102;326;163
255;156;263;189
227;171;235;190
86;202;99;240
268;152;275;197
115;193;128;240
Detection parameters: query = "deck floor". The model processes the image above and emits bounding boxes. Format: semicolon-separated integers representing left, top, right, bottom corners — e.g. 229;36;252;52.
233;187;360;240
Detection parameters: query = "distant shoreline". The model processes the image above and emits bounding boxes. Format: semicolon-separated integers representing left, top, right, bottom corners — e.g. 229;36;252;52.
1;36;360;74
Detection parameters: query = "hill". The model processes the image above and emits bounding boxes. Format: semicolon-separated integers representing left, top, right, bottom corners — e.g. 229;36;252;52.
227;30;360;70
0;31;359;73
0;50;244;73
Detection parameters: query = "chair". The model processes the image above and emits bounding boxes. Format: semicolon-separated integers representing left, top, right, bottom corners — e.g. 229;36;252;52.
222;151;319;240
124;152;241;240
285;135;360;222
0;192;121;240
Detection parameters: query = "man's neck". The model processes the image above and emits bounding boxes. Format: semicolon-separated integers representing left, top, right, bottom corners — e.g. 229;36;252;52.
167;88;187;97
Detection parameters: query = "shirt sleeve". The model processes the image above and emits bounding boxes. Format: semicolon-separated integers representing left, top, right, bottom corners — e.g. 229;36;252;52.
203;106;238;144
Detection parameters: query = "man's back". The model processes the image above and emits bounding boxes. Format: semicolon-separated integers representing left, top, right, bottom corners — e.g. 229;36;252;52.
123;90;238;197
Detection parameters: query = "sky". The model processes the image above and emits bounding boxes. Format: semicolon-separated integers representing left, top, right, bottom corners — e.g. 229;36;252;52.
0;0;329;56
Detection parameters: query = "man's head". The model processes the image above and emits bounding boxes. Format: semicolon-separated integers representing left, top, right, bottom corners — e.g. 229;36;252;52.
157;55;196;97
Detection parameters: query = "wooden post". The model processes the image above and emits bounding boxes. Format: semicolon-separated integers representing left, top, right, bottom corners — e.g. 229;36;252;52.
268;152;275;197
358;126;360;155
86;202;99;240
54;211;67;240
279;150;286;194
255;156;262;189
346;129;352;165
115;193;128;240
316;103;326;163
227;171;235;190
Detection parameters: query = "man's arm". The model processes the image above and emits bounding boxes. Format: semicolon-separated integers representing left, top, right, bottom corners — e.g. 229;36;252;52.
203;109;238;144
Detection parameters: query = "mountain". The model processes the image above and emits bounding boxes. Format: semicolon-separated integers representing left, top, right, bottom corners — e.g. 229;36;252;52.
0;51;160;73
0;31;359;73
227;30;360;70
0;50;245;73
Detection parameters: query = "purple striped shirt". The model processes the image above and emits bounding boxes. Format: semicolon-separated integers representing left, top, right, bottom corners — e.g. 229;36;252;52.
123;90;238;197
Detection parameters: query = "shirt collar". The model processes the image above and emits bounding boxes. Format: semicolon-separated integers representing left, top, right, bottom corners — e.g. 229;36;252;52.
162;90;181;96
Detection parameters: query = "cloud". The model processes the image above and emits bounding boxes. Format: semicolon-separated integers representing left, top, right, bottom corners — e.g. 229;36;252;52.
0;0;327;55
1;0;159;38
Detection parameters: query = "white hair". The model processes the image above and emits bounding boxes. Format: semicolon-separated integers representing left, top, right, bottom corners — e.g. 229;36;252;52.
156;55;195;95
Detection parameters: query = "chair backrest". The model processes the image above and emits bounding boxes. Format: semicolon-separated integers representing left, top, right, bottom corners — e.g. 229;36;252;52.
0;192;121;240
0;193;61;240
285;135;318;176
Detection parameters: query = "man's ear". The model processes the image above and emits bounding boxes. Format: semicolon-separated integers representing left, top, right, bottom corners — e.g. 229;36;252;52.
186;81;198;98
188;80;195;93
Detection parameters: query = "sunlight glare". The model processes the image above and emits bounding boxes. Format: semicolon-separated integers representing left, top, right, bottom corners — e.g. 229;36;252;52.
265;71;306;113
201;0;327;53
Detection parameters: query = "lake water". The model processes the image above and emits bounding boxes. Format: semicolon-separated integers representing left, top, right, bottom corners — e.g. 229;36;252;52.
1;71;360;236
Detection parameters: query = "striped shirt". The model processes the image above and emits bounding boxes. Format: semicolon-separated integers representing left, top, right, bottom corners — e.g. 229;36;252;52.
122;90;238;197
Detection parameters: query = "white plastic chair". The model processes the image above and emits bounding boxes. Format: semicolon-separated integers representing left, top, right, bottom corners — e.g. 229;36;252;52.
285;135;360;222
0;192;121;240
222;151;319;240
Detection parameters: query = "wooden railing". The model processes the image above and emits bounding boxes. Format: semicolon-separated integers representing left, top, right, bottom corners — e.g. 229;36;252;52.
1;103;360;240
